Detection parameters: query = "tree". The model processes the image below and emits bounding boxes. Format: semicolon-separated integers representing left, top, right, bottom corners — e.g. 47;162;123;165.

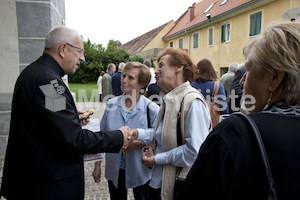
69;39;106;83
107;40;121;49
69;39;144;83
129;54;145;63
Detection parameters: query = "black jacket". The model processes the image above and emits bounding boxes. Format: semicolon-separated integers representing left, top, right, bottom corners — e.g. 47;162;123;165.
228;65;246;113
112;71;122;96
1;54;123;200
179;111;300;200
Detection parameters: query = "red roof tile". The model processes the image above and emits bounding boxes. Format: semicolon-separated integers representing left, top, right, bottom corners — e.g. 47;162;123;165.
164;0;253;38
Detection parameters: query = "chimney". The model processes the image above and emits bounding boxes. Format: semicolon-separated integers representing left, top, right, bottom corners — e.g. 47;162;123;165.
188;6;195;23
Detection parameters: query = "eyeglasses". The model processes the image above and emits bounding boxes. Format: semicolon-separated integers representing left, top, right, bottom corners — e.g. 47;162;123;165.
65;42;84;55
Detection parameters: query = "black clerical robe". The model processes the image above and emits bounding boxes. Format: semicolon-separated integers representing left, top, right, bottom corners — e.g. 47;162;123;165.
1;54;123;200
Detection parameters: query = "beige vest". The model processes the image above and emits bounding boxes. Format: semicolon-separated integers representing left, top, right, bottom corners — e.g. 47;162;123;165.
154;82;209;200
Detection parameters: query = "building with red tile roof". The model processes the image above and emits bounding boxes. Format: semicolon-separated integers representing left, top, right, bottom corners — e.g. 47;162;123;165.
164;0;255;39
120;20;175;59
121;0;300;73
163;0;300;76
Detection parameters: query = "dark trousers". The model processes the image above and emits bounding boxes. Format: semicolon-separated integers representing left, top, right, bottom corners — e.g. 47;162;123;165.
148;187;161;200
108;169;149;200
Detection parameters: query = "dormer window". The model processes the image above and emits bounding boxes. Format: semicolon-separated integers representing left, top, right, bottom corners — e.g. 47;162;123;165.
204;1;216;14
220;0;228;6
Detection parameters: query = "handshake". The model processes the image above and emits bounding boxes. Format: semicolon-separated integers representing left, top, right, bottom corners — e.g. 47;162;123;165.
118;127;156;168
118;127;138;149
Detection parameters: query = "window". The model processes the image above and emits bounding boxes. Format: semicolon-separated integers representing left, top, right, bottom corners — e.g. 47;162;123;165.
221;67;228;76
170;41;173;47
204;1;216;14
179;38;183;49
250;11;262;36
209;28;213;46
221;23;230;43
193;33;199;49
220;0;228;6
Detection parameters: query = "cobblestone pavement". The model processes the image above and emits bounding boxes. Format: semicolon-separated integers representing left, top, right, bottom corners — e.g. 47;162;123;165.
0;102;134;200
79;102;133;200
83;159;134;200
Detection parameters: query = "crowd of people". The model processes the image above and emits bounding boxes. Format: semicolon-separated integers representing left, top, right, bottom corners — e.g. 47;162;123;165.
98;57;245;117
1;22;300;200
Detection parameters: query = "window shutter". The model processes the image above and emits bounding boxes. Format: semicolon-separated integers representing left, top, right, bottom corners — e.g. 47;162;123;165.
250;14;256;36
256;12;262;35
209;28;213;46
179;38;183;49
193;33;198;48
221;24;225;43
250;12;261;36
226;23;230;41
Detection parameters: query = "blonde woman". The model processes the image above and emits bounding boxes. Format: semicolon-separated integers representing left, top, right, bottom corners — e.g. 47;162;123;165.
93;62;159;200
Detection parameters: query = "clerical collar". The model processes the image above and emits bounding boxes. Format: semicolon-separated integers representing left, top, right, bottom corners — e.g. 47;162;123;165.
43;53;65;77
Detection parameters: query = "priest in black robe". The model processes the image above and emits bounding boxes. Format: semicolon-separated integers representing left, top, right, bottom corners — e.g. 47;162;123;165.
1;26;134;200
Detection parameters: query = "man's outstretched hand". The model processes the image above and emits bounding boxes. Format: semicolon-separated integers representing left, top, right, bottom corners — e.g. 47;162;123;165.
119;126;138;149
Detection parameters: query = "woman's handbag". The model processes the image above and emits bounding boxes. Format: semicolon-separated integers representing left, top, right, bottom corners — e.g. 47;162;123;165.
209;82;221;128
174;169;185;200
234;112;279;200
173;91;205;200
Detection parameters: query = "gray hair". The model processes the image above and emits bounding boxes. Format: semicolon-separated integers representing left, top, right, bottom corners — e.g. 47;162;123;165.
118;62;126;71
143;59;152;68
228;63;238;72
45;26;79;49
243;22;300;104
107;63;116;72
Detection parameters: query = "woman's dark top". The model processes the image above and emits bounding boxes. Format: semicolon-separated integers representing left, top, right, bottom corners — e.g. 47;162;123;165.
179;102;300;200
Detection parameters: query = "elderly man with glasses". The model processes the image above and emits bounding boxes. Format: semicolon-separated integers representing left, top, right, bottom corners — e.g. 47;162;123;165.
0;26;136;200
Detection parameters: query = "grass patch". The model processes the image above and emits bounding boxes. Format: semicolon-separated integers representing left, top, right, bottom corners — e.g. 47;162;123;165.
69;82;99;102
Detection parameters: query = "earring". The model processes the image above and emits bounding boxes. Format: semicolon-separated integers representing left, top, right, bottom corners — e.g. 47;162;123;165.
263;92;272;110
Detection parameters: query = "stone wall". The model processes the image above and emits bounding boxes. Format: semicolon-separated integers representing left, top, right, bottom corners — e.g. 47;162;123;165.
0;0;65;158
137;48;164;60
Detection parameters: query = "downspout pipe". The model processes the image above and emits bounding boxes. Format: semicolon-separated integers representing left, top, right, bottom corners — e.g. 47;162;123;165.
185;29;191;55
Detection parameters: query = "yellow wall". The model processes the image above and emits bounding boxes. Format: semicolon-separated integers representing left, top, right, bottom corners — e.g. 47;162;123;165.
142;20;175;51
164;0;300;77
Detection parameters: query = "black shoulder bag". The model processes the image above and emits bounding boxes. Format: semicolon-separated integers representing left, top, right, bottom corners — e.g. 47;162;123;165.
173;109;184;200
147;102;151;128
234;112;279;200
173;91;206;200
173;92;199;200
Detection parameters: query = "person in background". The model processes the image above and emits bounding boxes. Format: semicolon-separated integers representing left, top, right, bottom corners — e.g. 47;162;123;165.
143;59;156;91
146;59;162;105
147;80;162;105
228;64;246;113
102;63;116;101
97;71;105;102
0;26;135;200
112;62;126;96
192;58;229;115
179;22;300;200
136;48;211;200
220;63;238;103
93;62;159;200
